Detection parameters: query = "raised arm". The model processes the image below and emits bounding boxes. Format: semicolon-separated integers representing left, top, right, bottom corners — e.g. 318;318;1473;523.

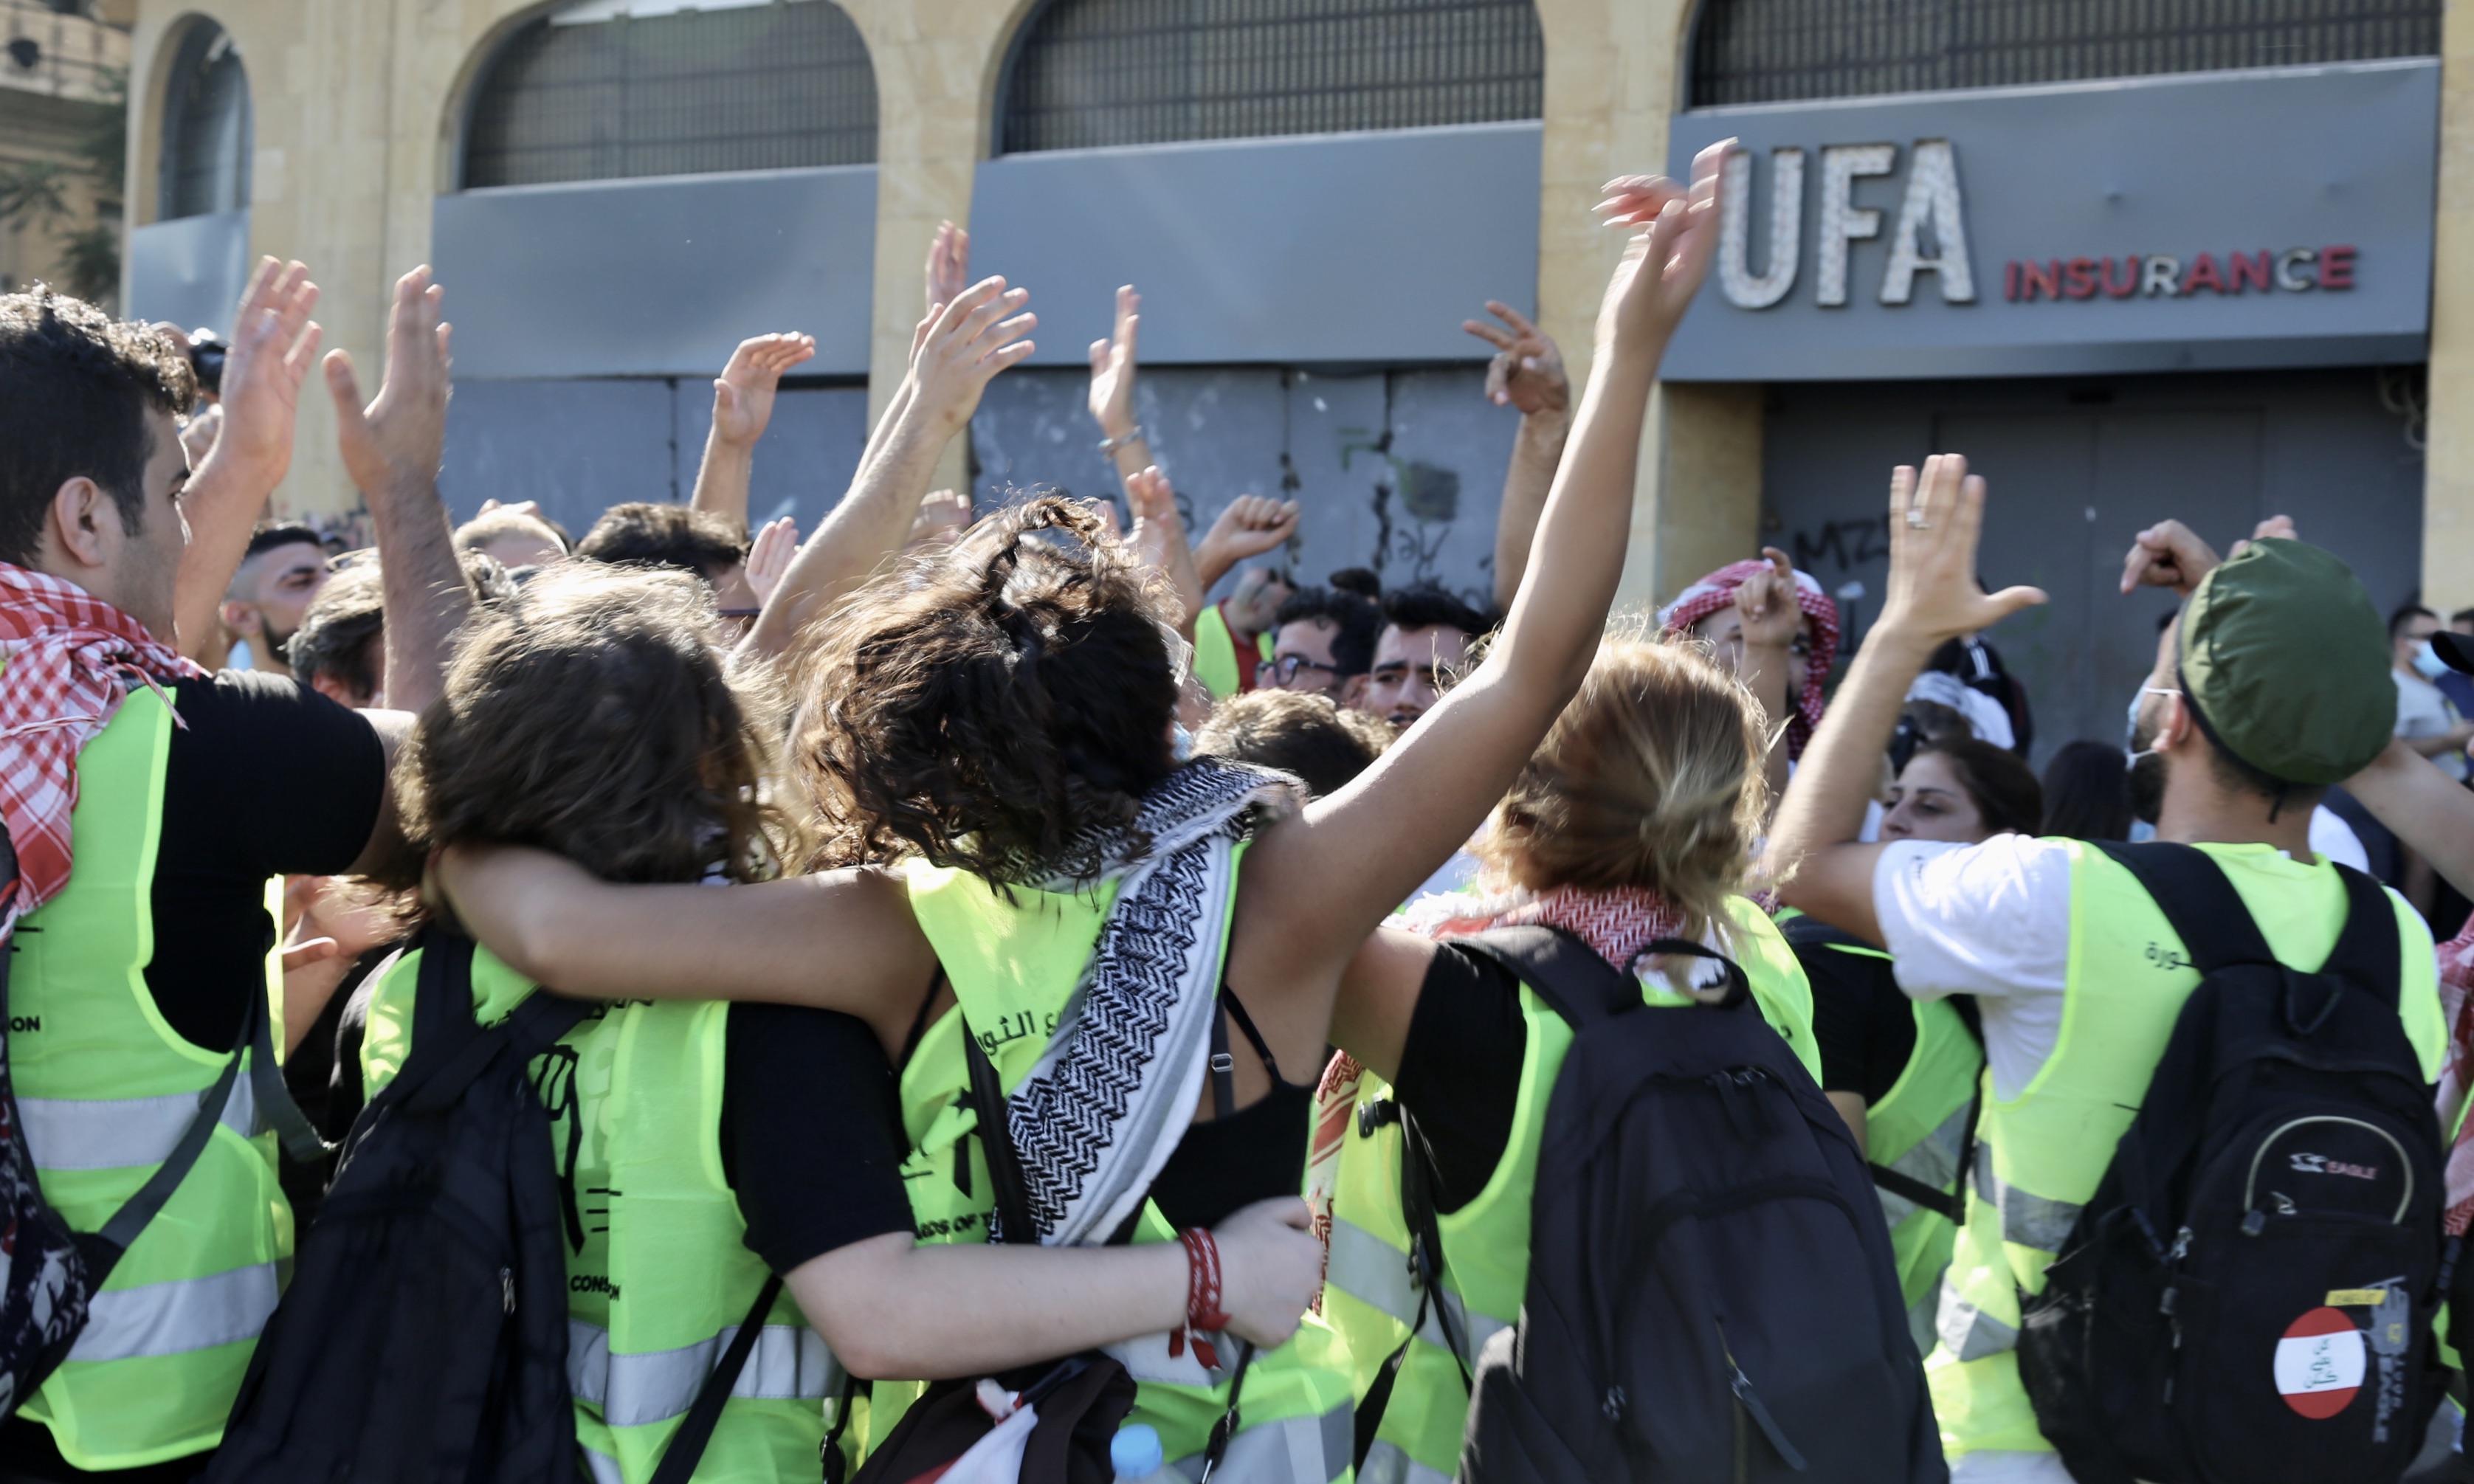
2345;736;2474;900
324;266;468;715
1464;301;1571;612
740;277;1033;659
1732;547;1803;809
1763;456;2045;942
433;843;942;1049
1192;494;1300;595
1126;464;1205;635
1227;142;1733;1059
689;333;816;529
173;258;322;660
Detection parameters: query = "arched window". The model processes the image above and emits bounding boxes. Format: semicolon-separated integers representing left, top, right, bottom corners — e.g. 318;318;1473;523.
1000;0;1542;154
159;18;250;220
1689;0;2440;108
463;0;876;189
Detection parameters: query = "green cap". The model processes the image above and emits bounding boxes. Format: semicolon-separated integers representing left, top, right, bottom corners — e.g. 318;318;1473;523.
2178;537;2394;785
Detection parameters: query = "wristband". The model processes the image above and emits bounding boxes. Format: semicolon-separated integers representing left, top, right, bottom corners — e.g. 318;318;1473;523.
1098;424;1146;455
1173;1226;1230;1370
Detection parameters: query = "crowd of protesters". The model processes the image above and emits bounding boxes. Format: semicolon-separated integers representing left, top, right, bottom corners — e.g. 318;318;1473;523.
6;139;2474;1484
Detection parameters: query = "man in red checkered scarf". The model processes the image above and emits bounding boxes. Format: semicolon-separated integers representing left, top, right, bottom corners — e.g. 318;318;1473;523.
1658;550;1841;759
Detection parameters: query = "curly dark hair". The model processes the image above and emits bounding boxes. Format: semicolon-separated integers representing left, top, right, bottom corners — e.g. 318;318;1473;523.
796;494;1182;882
369;564;802;903
0;289;194;566
1273;585;1382;675
577;501;747;581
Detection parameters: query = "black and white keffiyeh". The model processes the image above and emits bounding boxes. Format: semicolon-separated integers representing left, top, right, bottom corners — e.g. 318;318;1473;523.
999;758;1300;1266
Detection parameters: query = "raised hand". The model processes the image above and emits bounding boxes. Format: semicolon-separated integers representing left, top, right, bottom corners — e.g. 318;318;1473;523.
924;220;971;319
1463;300;1568;418
1591;139;1730;353
904;489;974;552
179;402;222;467
1878;455;2046;645
2118;519;2223;598
325;266;451;500
1194;492;1300;592
745;515;799;605
911;276;1036;436
1734;545;1802;650
210;257;323;482
2231;514;2297;559
1087;284;1140;441
711;333;816;449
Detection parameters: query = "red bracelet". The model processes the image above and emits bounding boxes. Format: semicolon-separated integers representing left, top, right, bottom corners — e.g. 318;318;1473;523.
1174;1226;1230;1369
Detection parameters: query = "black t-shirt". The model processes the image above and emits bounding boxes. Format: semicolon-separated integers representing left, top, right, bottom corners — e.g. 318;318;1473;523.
720;1002;917;1272
150;671;387;1051
1391;944;1529;1216
1788;920;1917;1105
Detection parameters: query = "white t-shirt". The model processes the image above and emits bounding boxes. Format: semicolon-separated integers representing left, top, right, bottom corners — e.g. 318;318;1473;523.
1873;835;2442;1102
2394;669;2468;781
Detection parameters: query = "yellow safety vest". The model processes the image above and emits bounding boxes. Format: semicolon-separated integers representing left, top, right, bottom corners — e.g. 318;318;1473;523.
10;688;292;1470
361;945;845;1483
1926;841;2444;1465
1194;606;1274;702
889;854;1357;1482
1323;898;1819;1484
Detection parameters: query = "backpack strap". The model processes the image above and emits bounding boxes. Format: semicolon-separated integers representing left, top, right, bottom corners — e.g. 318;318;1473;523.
961;1019;1038;1244
2089;841;2275;974
1453;924;1641;1029
2313;863;2405;1010
648;1271;786;1484
387;930;593;1117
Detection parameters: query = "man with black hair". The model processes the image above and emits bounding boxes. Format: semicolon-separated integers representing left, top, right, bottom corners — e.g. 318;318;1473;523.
0;263;469;1480
1363;584;1492;728
217;520;328;676
2390;601;2473;779
576;500;757;614
1263;584;1381;705
285;562;386;709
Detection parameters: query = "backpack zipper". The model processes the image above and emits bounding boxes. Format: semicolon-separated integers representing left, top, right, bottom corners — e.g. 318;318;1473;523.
1716;1319;1808;1474
2239;1116;2411;1224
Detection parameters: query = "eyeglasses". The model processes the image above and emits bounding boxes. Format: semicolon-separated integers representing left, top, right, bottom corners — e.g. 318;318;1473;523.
1255;654;1346;686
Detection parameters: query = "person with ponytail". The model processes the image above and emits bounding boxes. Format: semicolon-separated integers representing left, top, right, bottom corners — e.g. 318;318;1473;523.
1310;635;1822;1484
430;142;1734;1481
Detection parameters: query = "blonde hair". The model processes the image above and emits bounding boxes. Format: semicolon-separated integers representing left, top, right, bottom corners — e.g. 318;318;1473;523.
1472;634;1768;939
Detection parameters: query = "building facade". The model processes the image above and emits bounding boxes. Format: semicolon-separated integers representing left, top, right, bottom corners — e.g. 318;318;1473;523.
117;0;2474;756
1;0;128;304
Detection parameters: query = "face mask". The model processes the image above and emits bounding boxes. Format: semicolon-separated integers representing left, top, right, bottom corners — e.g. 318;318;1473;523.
1170;722;1194;765
2123;686;2174;826
2414;640;2452;681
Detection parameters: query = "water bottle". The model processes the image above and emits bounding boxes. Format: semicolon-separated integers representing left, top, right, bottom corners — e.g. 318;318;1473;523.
1110;1421;1166;1482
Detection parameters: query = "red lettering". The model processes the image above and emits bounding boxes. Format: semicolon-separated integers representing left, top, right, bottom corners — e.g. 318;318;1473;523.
2182;252;2225;294
2320;244;2357;289
2020;260;2061;302
2101;256;2140;298
2005;260;2019;301
2227;250;2272;294
2064;258;2098;299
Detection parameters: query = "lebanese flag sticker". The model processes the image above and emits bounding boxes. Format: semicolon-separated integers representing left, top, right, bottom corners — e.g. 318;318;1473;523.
2274;1307;2366;1419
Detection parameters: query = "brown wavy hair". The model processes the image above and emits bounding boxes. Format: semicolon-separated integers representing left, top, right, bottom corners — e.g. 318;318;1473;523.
795;494;1182;882
373;563;802;898
1474;634;1768;939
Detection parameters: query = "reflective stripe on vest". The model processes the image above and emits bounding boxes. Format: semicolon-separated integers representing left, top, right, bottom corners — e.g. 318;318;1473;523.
1874;1100;1969;1230
69;1263;279;1364
1169;1400;1352;1484
1358;1438;1453;1484
1970;1140;2083;1255
568;1319;839;1430
1324;1217;1512;1360
1934;1274;2019;1363
18;1079;260;1172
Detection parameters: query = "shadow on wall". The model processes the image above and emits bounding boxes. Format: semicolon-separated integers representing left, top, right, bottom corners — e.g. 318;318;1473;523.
971;364;1515;610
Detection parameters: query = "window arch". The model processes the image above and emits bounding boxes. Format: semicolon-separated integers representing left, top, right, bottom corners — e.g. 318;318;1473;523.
1000;0;1543;155
159;17;250;220
1688;0;2440;108
462;0;876;189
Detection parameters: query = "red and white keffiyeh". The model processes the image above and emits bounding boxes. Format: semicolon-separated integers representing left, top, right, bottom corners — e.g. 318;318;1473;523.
1658;559;1841;759
2433;918;2474;1235
0;561;202;933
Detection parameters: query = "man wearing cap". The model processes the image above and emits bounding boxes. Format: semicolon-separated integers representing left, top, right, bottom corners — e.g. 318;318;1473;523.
1765;456;2444;1484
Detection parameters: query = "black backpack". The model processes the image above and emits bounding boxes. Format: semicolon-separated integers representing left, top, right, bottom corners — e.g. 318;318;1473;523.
208;928;796;1484
1441;925;1944;1484
2016;843;2446;1484
2;823;325;1421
